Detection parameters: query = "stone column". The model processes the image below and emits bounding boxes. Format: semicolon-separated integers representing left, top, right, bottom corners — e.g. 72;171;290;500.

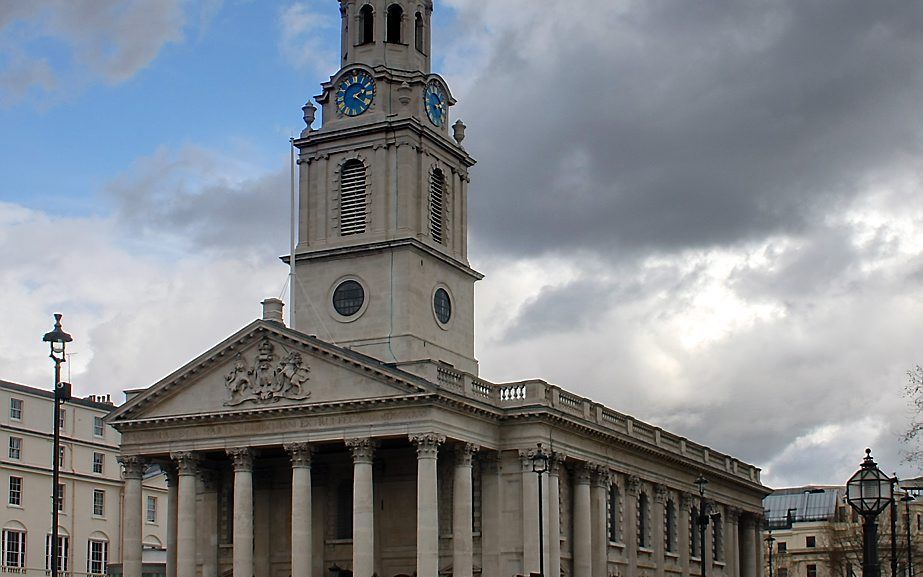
119;456;145;577
228;448;254;577
548;454;563;577
480;453;502;577
286;443;314;577
347;438;378;577
738;515;756;577
172;452;199;577
411;433;445;577
198;471;219;577
453;443;478;577
654;485;667;577
753;514;764;577
679;493;693;577
520;449;540;576
626;476;641;576
725;508;740;577
165;466;179;577
573;463;593;577
591;466;610;577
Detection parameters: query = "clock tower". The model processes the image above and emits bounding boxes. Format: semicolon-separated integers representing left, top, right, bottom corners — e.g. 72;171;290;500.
290;0;481;376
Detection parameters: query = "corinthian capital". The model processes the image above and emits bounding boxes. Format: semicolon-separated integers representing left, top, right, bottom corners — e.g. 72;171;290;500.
227;447;254;472
410;432;445;459
285;442;314;468
118;455;146;480
171;451;199;475
346;438;378;463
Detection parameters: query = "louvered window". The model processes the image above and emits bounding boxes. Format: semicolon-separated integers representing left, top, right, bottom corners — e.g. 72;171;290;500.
340;160;367;235
429;168;445;244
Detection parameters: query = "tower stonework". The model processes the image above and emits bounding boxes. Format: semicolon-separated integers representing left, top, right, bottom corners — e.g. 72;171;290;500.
291;0;481;375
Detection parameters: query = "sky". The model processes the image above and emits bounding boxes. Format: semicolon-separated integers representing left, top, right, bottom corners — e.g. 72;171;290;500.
2;0;923;489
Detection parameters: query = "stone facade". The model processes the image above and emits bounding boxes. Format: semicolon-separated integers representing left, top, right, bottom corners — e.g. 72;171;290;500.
109;3;770;577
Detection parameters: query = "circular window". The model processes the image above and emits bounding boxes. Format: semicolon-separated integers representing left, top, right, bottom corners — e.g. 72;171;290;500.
433;288;452;324
332;280;365;317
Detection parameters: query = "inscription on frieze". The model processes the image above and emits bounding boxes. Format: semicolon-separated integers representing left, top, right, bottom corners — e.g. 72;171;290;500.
224;338;311;405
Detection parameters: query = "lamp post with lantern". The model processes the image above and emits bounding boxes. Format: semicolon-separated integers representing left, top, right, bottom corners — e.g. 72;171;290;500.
695;475;711;577
531;443;550;577
43;314;72;577
846;449;894;577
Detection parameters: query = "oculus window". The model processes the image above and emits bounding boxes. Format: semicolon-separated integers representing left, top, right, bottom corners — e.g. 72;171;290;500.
333;281;365;317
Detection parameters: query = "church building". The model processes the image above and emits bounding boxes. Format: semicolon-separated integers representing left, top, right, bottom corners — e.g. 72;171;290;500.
108;4;770;577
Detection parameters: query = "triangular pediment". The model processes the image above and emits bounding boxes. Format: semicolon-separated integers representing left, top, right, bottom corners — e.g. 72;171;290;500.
109;321;434;423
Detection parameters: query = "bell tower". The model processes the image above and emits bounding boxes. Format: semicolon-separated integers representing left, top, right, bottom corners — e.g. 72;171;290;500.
290;0;481;376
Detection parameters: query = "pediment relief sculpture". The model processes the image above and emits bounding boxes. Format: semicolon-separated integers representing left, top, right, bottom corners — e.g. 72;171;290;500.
224;338;311;406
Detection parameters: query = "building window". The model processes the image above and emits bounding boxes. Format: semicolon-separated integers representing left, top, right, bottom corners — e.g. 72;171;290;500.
93;416;105;437
386;4;403;43
87;539;108;575
92;489;105;517
690;505;701;558
712;509;724;561
8;476;22;506
58;408;65;429
2;529;26;568
358;4;374;44
638;491;650;548
414;12;424;52
8;437;21;460
58;446;65;467
335;481;352;539
429;168;446;244
665;499;676;552
806;535;816;548
92;452;104;474
339;159;367;236
45;534;69;571
147;496;157;524
56;483;65;512
608;484;622;542
807;564;817;577
778;542;787;553
9;398;22;420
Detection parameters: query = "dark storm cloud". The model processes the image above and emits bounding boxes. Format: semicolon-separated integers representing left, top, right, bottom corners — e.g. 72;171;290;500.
454;1;923;259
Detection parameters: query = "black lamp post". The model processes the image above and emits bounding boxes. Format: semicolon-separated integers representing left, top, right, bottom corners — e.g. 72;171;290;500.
766;531;776;577
847;449;894;577
893;477;900;577
531;443;550;577
902;493;915;577
695;475;710;577
43;314;72;577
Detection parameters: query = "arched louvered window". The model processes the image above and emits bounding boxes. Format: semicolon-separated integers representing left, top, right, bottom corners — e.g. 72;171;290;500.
414;12;424;52
386;4;403;43
340;159;368;235
429;168;446;244
359;5;374;44
665;499;676;552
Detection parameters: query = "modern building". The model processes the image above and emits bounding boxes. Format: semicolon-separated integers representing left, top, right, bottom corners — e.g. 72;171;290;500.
1;380;167;577
763;486;923;577
108;4;771;577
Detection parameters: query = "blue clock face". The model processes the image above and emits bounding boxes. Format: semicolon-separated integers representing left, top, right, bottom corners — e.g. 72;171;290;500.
336;70;376;117
424;82;447;127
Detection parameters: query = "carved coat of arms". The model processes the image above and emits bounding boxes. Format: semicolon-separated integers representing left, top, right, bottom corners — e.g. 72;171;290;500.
224;338;312;406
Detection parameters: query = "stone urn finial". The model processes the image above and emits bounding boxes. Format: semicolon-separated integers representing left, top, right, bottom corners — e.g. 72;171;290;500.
398;81;412;106
453;119;466;146
301;101;317;136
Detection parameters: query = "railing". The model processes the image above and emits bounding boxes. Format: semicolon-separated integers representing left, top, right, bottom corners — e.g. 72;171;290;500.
436;367;463;392
498;384;527;401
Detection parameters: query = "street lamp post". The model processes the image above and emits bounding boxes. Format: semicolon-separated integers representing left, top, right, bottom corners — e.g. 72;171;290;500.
531;443;550;577
893;478;900;577
903;494;915;577
43;314;72;577
847;449;895;577
695;475;710;577
766;531;776;577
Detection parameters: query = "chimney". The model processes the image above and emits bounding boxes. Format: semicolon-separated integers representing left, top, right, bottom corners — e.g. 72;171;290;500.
261;298;285;325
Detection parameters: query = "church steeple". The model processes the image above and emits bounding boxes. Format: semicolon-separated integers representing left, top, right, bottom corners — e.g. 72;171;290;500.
290;0;481;376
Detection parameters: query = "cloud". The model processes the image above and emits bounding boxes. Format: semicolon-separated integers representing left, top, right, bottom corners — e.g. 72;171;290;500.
277;2;338;76
0;0;186;104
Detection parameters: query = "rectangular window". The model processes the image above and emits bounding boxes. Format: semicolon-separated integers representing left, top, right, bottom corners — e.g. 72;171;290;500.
807;564;817;577
146;496;157;523
87;539;108;575
608;484;621;542
2;529;26;568
56;483;65;513
8;437;21;460
93;416;105;437
92;452;104;474
58;446;65;467
58;408;65;429
806;535;816;548
9;398;22;420
778;542;787;553
92;489;105;517
45;534;69;571
8;476;22;506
